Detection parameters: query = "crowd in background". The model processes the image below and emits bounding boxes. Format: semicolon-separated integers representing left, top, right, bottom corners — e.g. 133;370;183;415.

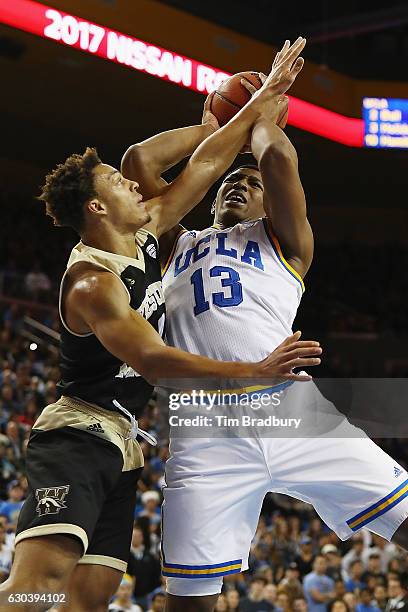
1;192;408;340
1;302;408;611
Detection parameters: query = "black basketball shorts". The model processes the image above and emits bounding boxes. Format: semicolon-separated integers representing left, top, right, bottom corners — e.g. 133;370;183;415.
16;396;144;572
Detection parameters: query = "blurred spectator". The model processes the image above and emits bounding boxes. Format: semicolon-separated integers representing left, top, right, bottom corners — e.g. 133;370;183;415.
24;262;51;300
294;597;309;612
214;594;229;611
344;592;357;612
356;588;381;612
296;536;315;577
342;536;365;580
108;574;142;612
0;524;12;583
323;545;343;582
139;490;161;527
225;588;241;611
279;562;304;602
127;525;161;606
276;589;291;611
146;592;166;612
328;601;349;612
304;555;335;612
345;560;366;593
385;578;408;611
373;585;388;611
0;480;24;526
240;575;274;611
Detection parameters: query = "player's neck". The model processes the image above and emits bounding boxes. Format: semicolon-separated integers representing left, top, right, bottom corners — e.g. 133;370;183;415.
81;226;137;259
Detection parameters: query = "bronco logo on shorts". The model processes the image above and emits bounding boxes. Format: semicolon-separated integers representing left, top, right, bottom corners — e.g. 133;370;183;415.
35;485;70;517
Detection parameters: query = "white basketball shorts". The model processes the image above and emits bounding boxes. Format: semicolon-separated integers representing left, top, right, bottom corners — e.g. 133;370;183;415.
162;380;408;596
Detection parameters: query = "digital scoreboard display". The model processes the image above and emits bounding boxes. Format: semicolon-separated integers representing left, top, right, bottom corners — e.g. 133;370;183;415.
363;97;408;149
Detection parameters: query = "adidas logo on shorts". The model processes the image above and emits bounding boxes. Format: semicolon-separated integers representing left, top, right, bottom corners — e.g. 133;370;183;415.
86;422;105;434
394;466;403;478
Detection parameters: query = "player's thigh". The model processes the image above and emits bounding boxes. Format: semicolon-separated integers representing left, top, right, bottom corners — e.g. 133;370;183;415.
163;437;269;584
56;563;123;612
270;428;408;541
78;467;142;574
16;426;124;554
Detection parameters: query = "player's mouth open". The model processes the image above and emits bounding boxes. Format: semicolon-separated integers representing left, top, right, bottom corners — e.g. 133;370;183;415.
225;190;247;205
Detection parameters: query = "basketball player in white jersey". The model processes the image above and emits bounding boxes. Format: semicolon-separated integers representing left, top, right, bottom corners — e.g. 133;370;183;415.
0;39;316;612
123;47;408;612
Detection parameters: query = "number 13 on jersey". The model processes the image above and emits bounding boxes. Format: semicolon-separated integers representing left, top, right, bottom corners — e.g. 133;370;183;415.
190;266;243;316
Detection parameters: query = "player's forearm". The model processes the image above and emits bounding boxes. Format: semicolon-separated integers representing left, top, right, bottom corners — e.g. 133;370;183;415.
139;344;257;385
188;103;260;182
125;124;215;177
251;118;297;165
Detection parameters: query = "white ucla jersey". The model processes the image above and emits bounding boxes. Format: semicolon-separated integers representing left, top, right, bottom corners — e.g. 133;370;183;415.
162;218;304;362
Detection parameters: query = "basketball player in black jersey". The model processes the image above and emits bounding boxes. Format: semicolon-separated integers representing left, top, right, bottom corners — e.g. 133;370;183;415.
0;40;322;612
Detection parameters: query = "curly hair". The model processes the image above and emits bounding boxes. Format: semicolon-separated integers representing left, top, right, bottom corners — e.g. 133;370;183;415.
38;147;101;233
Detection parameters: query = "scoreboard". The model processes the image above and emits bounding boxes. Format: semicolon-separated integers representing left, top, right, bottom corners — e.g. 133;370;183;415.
363;97;408;149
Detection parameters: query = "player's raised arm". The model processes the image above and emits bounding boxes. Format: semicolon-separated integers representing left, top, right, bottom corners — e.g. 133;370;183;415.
145;37;306;237
66;267;321;385
245;92;314;278
120;94;219;200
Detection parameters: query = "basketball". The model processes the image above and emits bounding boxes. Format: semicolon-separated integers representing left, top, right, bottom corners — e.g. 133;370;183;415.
211;71;263;126
211;71;289;129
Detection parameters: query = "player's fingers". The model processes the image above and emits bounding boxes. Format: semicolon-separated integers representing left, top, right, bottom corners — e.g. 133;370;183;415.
281;340;321;352
241;78;258;95
278;330;302;347
282;357;321;369
281;37;306;68
290;57;304;74
203;91;215;110
282;347;322;360
271;40;289;71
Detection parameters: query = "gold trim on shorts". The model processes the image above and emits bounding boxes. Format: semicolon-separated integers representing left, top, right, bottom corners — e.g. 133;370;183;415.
78;554;127;572
15;523;88;552
32;396;144;472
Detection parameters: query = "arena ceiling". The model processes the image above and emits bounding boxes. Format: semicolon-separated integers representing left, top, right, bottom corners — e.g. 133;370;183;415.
162;0;408;80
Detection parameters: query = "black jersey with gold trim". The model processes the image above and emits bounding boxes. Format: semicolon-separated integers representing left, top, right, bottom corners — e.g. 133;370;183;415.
57;229;165;417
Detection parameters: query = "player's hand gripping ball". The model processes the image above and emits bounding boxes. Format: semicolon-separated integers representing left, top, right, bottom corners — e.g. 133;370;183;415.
210;71;289;129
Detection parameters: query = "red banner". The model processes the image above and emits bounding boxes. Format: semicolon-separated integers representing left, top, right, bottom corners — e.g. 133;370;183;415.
0;0;364;146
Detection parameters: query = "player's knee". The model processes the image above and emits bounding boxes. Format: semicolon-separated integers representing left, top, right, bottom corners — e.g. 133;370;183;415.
166;594;219;612
392;517;408;550
166;576;222;612
68;569;121;612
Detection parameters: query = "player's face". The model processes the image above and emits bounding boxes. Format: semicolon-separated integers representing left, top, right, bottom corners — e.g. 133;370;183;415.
91;164;151;230
214;168;264;226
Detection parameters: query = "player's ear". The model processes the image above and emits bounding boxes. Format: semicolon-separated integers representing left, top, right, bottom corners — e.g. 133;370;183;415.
87;199;106;216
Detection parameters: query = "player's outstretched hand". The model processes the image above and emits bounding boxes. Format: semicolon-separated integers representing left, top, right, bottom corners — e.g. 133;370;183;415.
243;37;305;122
202;92;220;133
256;331;322;382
